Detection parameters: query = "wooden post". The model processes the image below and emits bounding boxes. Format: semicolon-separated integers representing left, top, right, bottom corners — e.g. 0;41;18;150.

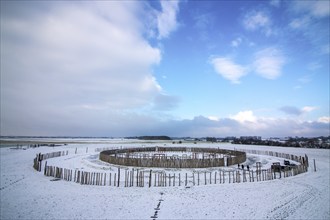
314;159;316;172
127;171;130;187
117;168;120;187
214;172;217;184
185;173;187;186
75;148;77;154
179;173;181;186
44;161;47;175
125;171;127;187
219;170;221;184
198;172;200;185
154;173;157;187
114;173;116;186
157;173;159;186
131;169;134;187
136;169;139;187
149;170;152;187
222;170;225;183
38;160;42;172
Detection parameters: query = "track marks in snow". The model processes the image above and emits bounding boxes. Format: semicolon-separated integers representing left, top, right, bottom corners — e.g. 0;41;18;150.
150;192;164;219
0;175;25;191
267;181;321;219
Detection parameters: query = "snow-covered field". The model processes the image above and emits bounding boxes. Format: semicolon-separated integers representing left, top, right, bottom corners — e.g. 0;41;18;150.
1;140;329;219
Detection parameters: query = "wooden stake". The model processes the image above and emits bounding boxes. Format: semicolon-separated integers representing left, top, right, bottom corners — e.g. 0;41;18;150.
117;168;120;187
198;172;200;185
149;170;152;187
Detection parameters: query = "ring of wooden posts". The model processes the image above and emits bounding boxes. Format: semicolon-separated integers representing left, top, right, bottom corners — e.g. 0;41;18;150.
99;147;246;168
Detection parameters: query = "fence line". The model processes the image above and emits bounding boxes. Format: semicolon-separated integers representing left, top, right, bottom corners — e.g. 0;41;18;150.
33;151;68;171
42;162;308;187
35;147;310;188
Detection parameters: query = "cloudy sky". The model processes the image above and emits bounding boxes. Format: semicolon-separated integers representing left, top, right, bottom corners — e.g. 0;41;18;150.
1;0;329;138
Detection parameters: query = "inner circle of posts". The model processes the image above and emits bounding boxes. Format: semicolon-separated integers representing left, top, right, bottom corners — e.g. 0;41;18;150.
99;147;247;168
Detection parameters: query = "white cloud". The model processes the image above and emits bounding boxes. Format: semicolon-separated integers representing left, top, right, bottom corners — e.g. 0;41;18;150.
207;116;220;121
157;0;179;39
231;37;242;47
230;110;257;123
211;47;286;83
253;47;285;79
243;10;273;36
210;57;247;84
318;116;330;123
0;1;181;136
302;106;318;113
243;11;269;30
292;1;330;18
1;2;163;109
289;16;311;29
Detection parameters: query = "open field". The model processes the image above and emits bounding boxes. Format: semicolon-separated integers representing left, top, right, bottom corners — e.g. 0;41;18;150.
1;139;329;219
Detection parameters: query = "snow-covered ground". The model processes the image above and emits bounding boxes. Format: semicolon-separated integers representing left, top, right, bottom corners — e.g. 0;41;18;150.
1;140;329;219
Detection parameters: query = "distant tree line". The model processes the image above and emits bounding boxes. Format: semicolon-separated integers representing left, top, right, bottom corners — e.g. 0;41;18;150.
232;136;330;149
133;136;172;140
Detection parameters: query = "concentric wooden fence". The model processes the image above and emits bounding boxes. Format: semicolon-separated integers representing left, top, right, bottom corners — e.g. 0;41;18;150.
34;147;309;188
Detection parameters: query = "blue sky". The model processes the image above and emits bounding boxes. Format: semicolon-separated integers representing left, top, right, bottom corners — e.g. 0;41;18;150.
1;0;329;137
